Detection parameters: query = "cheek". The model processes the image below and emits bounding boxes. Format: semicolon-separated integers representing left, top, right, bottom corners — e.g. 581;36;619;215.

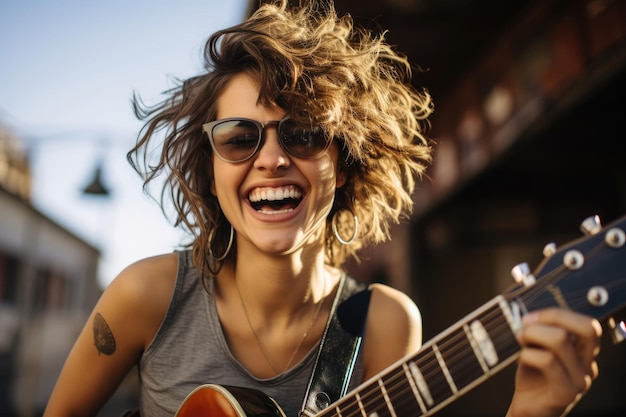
211;160;253;206
211;161;240;200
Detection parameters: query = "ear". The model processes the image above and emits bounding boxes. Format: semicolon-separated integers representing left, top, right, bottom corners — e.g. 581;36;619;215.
336;163;347;189
210;174;217;196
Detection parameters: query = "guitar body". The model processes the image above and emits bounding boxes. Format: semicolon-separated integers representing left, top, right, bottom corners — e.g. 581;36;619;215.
175;384;286;417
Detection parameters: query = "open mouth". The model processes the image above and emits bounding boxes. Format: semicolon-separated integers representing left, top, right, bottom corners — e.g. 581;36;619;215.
248;185;303;213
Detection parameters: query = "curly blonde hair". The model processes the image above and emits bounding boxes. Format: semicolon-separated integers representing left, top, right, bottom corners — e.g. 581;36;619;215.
127;0;433;276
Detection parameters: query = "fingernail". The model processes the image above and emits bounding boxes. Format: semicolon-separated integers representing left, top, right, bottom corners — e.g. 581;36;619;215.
523;312;539;325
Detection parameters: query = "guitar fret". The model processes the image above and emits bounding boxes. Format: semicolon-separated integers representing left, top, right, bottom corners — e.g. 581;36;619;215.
377;379;397;417
381;366;424;416
356;392;367;417
437;326;485;392
358;379;391;417
402;363;428;414
408;361;433;407
433;344;458;394
413;347;452;408
504;298;525;335
489;297;520;360
463;323;490;373
334;392;365;417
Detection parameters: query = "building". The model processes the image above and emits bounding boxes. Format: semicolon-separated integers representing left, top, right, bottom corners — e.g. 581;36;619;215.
0;124;105;416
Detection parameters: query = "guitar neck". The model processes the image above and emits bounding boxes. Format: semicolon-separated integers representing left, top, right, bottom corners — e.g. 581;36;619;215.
317;296;521;417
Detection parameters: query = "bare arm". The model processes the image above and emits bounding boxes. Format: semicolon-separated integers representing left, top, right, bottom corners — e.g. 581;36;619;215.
43;253;177;417
361;283;423;379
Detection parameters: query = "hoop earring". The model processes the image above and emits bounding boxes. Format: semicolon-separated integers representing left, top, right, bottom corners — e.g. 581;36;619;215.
332;210;359;245
208;223;234;261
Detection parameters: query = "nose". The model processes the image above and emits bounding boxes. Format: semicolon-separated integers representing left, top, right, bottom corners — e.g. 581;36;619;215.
253;124;290;171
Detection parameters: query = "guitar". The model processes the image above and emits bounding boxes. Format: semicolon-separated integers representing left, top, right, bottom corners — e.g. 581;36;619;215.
175;214;626;417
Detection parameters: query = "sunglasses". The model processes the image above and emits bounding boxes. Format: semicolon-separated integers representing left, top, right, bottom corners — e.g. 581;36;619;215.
202;116;332;163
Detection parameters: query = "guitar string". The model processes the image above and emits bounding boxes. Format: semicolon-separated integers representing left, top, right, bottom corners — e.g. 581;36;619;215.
315;298;504;415
330;309;525;415
333;303;515;416
235;275;326;374
375;291;619;414
335;264;558;416
343;255;604;416
512;240;615;316
393;259;609;411
393;308;513;412
405;261;568;375
380;272;556;413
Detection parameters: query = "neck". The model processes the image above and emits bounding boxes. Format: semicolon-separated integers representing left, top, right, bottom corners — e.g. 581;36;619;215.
223;242;331;320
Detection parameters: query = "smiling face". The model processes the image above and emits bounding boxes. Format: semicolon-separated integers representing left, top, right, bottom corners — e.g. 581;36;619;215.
210;72;345;258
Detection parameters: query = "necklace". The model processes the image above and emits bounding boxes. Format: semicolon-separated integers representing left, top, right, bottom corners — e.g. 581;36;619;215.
235;277;327;374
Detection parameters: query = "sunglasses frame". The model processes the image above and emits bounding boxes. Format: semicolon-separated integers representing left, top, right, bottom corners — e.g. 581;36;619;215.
202;116;332;163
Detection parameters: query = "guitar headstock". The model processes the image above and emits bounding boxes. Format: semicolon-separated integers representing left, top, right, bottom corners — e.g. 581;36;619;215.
505;214;626;344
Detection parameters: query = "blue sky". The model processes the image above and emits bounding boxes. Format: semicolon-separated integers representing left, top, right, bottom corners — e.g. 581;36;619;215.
0;0;248;287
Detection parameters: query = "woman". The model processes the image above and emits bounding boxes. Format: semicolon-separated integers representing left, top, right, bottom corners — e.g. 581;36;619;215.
44;1;601;417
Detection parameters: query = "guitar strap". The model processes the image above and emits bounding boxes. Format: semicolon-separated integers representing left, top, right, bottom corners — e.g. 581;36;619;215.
299;275;372;417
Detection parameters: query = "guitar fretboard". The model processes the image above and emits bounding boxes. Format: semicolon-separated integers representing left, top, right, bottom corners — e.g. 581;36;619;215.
320;297;520;417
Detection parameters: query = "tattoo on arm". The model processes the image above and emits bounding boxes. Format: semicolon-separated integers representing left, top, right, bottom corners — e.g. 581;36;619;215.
93;312;116;355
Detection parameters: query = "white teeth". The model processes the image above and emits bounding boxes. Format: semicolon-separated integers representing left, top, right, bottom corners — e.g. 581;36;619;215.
249;186;302;203
259;208;294;214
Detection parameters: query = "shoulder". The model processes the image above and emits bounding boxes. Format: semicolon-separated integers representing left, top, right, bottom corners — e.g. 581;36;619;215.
107;252;178;304
367;283;422;343
369;283;419;315
97;252;179;351
362;283;422;378
114;251;179;286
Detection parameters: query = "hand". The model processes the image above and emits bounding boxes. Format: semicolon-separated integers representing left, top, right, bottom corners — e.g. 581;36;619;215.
506;308;602;417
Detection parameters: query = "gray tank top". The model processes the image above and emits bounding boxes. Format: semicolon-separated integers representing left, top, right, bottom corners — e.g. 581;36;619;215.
138;250;365;417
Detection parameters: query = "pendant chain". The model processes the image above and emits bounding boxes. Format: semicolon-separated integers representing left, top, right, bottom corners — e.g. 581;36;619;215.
235;277;326;374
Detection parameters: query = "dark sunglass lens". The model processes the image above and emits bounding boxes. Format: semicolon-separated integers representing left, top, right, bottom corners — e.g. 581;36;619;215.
279;119;328;158
212;119;261;161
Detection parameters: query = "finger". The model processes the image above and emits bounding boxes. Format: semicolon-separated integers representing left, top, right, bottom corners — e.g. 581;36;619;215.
518;323;590;393
523;309;602;365
518;346;585;401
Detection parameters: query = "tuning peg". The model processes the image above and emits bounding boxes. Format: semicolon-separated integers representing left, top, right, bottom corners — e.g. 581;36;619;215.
607;317;626;344
580;215;602;236
605;227;626;248
511;262;536;286
543;242;557;257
